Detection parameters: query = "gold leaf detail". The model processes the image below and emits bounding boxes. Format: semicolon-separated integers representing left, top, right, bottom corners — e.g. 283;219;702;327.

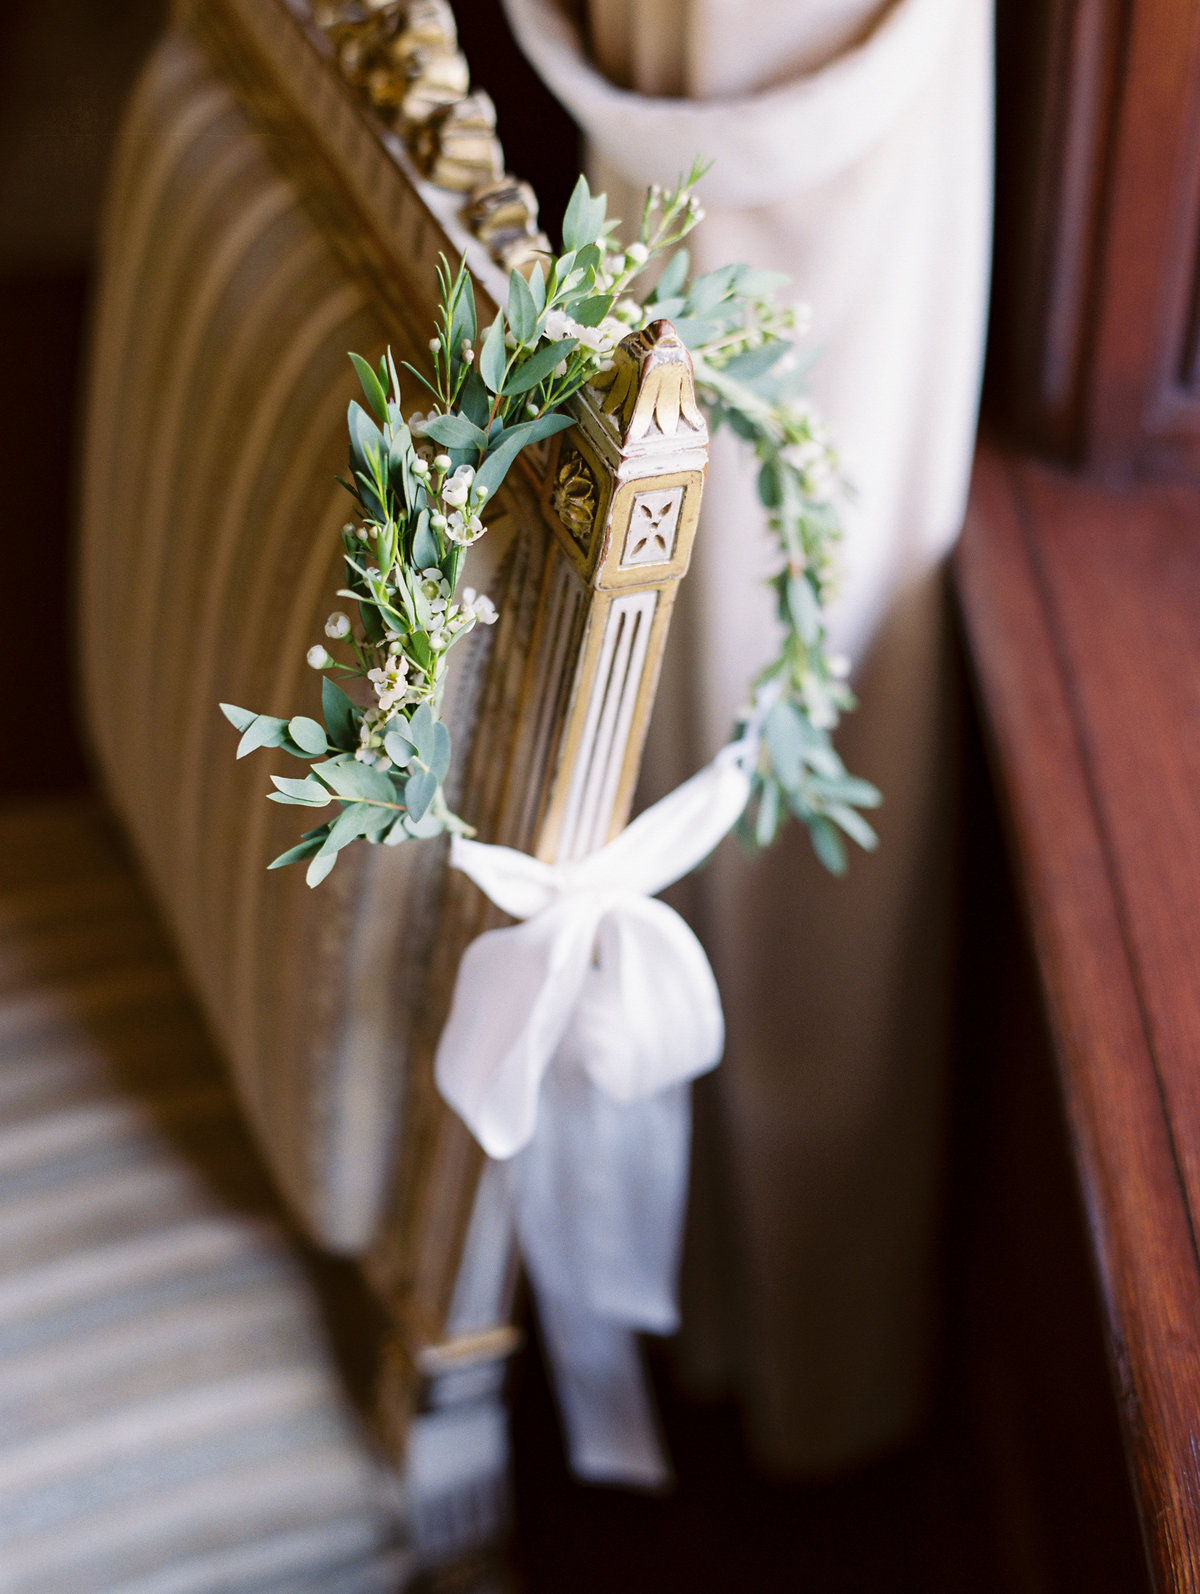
551;450;597;548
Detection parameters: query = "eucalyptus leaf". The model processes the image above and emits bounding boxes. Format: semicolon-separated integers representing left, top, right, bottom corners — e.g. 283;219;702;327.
237;716;288;759
474;412;574;498
407;702;435;764
786;575;820;646
270;774;332;806
384;731;416;767
315;759;397;803
502;339;578;397
349;353;389;427
347;401;384;478
458;368;491;428
288;716;327;756
405;768;437;822
448;266;477;363
321;675;359;752
411;508;439;569
653;248;690;301
720;341;791;381
561;174;596;251
754;777;782;849
306;849;338;888
479;313;508;394
429;720;451;782
827;802;879;852
269;832;326;870
672;317;723;349
764;700;804;788
808;815;847;876
220;702;256;733
508;268;537;344
404;809;446;839
421;412;488;450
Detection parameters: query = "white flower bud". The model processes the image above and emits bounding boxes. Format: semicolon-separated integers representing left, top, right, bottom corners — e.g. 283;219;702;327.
625;242;648;267
433;453;451;473
307;645;331;670
324;611;351;639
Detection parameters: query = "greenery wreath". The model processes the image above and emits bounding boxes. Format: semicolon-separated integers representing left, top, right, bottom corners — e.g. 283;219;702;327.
222;164;881;886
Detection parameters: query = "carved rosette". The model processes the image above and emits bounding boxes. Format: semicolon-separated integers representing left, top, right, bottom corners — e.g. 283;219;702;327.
550;448;599;551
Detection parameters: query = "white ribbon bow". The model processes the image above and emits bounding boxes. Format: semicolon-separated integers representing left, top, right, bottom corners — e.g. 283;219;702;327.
435;742;753;1485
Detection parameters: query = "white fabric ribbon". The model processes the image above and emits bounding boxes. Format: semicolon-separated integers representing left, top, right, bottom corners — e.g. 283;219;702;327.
435;741;753;1484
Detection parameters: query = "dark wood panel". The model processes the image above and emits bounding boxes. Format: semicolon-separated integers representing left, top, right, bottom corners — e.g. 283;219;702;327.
991;0;1200;475
956;439;1200;1590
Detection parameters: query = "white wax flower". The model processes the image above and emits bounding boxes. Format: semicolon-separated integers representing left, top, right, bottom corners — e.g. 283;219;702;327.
446;510;484;546
441;465;475;508
307;645;331;670
324;611;351;639
461;587;498;625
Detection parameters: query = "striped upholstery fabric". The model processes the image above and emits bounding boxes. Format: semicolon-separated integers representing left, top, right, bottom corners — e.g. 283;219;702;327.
75;27;470;1254
0;799;409;1594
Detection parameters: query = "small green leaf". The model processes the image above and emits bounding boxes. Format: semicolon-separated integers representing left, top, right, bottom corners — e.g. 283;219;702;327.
672;317;724;349
384;731;416;767
827;802;879;852
754;778;782;849
652;248;690;302
268;832;327;870
237;715;288;759
561;174;595;251
730;266;792;298
507;269;537;344
429;720;451;782
764;700;804;788
567;294;609;328
405;768;437;821
220;702;257;733
306;849;338;888
786;575;820;646
270;774;332;806
457;368;491;428
315;759;397;803
502;339;578;397
288;715;327;756
321;676;359;752
474;413;575;498
347;400;384;479
404;809;446;840
349;352;389;426
411;508;439;568
757;460;783;509
422;412;489;450
808;815;847;876
720;341;791;381
407;702;435;765
479;313;508;394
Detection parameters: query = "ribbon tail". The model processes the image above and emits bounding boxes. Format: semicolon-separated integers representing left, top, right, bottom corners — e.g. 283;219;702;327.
534;1293;671;1490
508;1053;692;1488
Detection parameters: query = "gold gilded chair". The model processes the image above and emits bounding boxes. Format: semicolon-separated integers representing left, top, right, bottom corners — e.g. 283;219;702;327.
0;0;709;1585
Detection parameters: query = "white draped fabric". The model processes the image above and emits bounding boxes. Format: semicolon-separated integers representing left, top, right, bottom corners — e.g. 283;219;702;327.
503;0;992;1472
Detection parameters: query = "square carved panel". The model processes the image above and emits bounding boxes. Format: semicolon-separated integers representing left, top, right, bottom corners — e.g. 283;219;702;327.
621;485;684;567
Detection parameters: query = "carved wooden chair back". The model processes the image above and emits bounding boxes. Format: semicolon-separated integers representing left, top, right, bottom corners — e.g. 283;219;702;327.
76;0;708;1511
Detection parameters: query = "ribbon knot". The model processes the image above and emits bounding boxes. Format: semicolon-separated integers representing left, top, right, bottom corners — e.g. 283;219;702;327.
434;745;753;1484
